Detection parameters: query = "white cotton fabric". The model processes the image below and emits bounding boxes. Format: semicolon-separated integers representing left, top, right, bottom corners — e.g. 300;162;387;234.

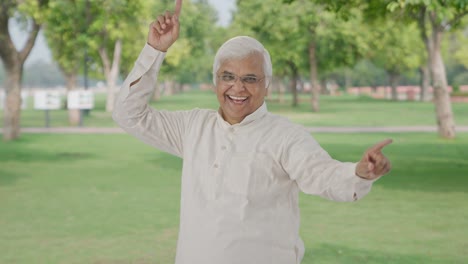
113;44;376;264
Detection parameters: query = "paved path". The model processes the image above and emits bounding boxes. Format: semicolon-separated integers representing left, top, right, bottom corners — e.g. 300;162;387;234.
2;126;468;134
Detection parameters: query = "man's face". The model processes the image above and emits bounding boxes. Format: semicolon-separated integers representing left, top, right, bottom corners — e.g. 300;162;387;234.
215;52;268;125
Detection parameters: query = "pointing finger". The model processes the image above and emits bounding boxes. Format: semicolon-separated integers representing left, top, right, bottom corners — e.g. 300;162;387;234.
175;0;183;17
369;138;393;152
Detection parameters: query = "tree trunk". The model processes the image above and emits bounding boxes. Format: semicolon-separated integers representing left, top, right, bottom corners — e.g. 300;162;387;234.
0;13;41;141
418;7;433;103
64;72;80;126
389;72;400;101
418;9;456;138
430;29;456;138
164;80;174;96
3;66;22;140
287;61;298;107
266;77;274;98
345;68;352;91
320;79;328;95
278;78;285;104
99;39;122;113
309;42;320;112
290;77;298;107
419;64;431;101
175;82;182;94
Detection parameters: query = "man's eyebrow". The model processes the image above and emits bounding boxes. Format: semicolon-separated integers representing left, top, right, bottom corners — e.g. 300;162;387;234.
221;71;259;77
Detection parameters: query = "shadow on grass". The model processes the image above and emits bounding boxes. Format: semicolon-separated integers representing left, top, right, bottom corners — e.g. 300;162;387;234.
145;154;182;171
376;142;468;194
304;243;453;264
0;149;95;163
0;139;96;186
322;136;468;194
0;170;27;186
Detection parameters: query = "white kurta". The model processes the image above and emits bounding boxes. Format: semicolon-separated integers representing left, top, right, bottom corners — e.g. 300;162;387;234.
113;44;376;264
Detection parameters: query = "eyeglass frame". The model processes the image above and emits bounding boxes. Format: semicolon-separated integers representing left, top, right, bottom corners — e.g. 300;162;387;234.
216;71;266;87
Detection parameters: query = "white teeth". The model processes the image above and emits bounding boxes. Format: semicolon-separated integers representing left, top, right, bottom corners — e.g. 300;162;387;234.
228;95;247;100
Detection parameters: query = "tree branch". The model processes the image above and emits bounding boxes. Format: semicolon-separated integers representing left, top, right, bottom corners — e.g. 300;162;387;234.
18;19;41;63
417;6;429;44
0;1;17;67
443;9;468;31
98;46;111;77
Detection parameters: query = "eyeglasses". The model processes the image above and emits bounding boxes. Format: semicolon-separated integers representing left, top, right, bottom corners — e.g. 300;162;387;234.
217;73;265;86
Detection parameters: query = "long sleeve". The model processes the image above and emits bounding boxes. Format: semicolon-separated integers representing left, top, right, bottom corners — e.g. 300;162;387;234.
112;44;189;158
281;128;376;202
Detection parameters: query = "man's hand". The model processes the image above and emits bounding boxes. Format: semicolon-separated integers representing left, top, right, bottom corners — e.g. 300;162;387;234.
148;0;183;52
356;139;392;180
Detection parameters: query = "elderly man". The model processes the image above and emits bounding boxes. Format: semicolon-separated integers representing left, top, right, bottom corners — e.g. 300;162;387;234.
113;1;392;263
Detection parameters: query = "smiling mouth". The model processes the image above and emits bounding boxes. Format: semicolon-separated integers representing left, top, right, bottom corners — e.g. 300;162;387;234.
227;95;248;104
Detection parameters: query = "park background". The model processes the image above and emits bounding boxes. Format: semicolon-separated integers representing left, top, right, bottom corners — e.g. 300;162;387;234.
1;0;468;263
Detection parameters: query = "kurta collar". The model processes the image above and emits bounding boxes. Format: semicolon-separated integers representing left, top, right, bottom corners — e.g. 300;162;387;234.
217;102;268;129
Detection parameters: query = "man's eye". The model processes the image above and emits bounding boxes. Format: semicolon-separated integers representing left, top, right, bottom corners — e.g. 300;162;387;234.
222;75;236;82
242;76;258;83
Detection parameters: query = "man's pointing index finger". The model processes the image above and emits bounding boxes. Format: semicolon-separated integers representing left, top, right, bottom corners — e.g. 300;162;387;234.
175;0;183;16
370;138;393;152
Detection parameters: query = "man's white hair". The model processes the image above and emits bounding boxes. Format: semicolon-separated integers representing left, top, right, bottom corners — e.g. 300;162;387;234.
212;36;272;87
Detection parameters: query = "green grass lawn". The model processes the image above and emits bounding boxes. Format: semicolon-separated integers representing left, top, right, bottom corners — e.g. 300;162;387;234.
12;89;468;128
1;133;467;263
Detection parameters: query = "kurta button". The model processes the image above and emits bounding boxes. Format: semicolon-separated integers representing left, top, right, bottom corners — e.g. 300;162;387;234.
214;164;219;168
221;146;227;150
229;128;235;133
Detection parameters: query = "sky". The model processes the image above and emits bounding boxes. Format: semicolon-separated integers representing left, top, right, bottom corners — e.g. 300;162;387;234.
10;0;236;65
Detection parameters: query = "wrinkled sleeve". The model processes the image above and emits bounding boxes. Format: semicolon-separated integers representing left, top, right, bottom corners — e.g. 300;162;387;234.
281;128;376;202
112;44;188;158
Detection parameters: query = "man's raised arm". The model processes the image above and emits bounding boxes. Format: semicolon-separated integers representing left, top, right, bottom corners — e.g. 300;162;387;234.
112;0;188;157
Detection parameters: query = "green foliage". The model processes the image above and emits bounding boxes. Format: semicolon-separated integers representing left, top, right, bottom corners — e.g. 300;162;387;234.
367;19;423;76
14;0;468;90
233;0;369;82
452;27;468;69
16;0;49;23
348;60;388;87
233;0;307;77
388;0;468;28
44;0;87;75
45;0;147;80
161;0;219;84
87;0;143;78
387;0;468;30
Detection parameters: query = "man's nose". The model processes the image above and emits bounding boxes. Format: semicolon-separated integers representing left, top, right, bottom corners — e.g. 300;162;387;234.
232;77;246;90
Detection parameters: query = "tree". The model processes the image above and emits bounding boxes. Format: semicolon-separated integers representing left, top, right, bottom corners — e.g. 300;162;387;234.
232;0;308;107
106;0;218;98
85;0;143;113
301;6;368;110
44;0;87;125
452;26;468;76
0;0;49;141
386;0;468;138
158;0;219;92
234;0;368;110
287;0;468;138
367;19;422;100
